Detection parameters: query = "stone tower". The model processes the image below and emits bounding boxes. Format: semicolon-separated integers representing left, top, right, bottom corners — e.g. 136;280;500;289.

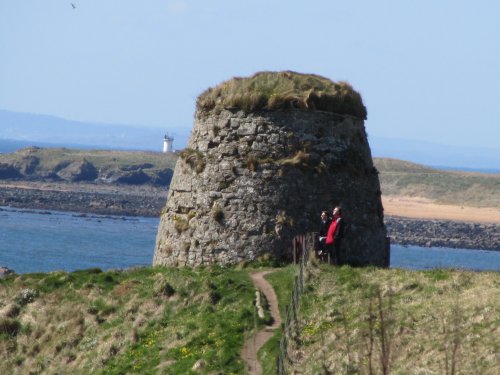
153;71;388;267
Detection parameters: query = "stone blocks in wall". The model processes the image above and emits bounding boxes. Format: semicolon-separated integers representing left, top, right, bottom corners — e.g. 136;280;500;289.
153;109;387;267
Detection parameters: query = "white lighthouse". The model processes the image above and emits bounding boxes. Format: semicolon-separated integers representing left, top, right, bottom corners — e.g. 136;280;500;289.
163;134;174;153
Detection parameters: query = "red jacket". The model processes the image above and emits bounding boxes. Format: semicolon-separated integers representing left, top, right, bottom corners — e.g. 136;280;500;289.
326;217;341;245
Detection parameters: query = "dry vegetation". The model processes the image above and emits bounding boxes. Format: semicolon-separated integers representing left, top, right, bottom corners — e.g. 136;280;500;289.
196;71;367;119
0;266;268;374
284;262;499;375
1;261;498;374
0;147;177;176
375;158;500;208
179;148;206;173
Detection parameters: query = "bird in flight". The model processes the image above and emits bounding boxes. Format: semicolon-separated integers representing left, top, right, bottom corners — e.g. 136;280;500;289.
71;3;76;9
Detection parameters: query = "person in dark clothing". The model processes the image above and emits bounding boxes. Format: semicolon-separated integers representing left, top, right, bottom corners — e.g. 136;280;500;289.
325;206;345;265
317;211;331;261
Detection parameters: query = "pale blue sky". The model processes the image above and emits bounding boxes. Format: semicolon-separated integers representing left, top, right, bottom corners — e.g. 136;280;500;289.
1;0;499;150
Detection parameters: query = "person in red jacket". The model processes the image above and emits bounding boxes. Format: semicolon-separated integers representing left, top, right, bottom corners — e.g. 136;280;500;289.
325;206;344;265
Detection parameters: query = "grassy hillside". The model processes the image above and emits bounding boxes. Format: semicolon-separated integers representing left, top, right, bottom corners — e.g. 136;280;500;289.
1;264;498;374
374;157;500;208
285;262;499;375
0;265;283;375
0;147;179;185
0;147;177;172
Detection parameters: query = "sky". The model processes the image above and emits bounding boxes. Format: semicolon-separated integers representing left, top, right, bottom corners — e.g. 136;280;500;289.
1;0;499;151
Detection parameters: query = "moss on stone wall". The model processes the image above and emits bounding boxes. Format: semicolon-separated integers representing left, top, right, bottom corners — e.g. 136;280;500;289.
196;71;367;119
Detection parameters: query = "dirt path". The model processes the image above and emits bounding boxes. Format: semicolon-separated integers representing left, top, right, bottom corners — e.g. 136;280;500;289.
241;270;282;375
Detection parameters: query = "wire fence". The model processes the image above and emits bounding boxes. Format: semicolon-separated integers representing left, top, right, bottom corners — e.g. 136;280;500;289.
276;232;315;375
276;233;391;374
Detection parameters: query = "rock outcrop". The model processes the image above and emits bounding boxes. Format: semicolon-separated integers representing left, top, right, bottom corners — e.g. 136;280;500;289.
0;164;22;179
154;71;388;267
0;147;174;187
0;266;15;279
56;160;98;182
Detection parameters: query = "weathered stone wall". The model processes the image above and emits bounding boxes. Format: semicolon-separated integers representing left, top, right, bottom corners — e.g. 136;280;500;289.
153;109;388;267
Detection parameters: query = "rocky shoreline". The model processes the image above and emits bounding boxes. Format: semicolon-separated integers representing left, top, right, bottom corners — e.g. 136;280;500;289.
0;181;166;217
385;216;499;251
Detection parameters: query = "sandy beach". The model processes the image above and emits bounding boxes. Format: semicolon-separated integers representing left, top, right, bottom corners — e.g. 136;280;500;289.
383;196;500;225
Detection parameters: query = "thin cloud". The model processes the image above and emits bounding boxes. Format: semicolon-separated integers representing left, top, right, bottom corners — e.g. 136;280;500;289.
167;0;189;14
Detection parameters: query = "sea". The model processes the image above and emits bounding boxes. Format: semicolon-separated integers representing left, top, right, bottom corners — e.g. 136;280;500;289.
0;207;158;274
1;206;499;274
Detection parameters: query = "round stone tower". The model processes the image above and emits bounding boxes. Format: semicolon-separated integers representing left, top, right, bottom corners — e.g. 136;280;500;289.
153;71;388;267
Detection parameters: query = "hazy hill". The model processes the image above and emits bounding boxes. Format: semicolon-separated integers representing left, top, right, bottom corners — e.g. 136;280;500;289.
0;110;189;152
374;157;500;208
370;136;500;172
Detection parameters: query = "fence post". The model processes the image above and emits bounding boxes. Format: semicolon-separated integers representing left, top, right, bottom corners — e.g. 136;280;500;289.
294;282;298;312
301;234;305;263
299;259;304;294
385;236;391;267
277;341;284;375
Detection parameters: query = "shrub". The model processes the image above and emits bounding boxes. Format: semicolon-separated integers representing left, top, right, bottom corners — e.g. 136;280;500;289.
275;210;294;227
179;148;206;173
209;290;222;304
0;317;21;336
246;154;259;171
196;71;367;119
154;275;176;297
173;215;189;233
211;204;224;222
0;303;20;318
14;288;39;306
279;150;311;168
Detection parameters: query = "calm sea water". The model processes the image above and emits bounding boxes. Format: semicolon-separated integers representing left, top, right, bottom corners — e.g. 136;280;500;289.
0;207;158;274
1;207;499;274
390;245;500;271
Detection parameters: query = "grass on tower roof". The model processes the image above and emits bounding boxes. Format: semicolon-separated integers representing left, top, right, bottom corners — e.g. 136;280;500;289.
196;71;367;119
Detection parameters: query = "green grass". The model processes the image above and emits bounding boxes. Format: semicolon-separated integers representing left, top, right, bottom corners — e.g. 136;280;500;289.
254;265;300;375
259;332;281;375
0;266;269;374
196;71;367;119
2;262;498;374
285;263;500;375
375;157;500;208
262;266;297;322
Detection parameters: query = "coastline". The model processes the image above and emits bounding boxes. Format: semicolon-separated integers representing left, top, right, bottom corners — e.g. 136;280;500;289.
382;195;500;225
382;196;499;251
385;216;499;251
0;180;166;217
